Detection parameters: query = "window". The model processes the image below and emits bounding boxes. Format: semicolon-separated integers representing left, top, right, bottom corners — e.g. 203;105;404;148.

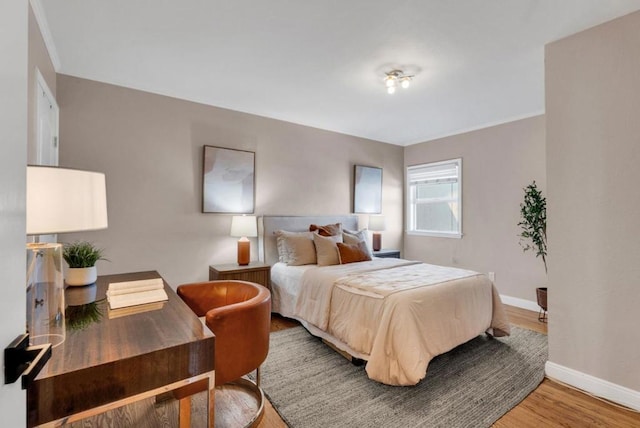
407;158;462;238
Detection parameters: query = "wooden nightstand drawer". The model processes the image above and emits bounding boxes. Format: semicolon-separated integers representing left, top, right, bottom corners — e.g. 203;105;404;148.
209;262;271;290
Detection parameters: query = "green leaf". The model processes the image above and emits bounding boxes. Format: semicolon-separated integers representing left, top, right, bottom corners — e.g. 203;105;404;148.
517;181;547;273
62;241;108;268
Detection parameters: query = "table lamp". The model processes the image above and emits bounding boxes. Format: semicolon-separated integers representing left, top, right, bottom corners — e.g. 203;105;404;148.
368;215;386;252
26;165;108;348
230;215;257;265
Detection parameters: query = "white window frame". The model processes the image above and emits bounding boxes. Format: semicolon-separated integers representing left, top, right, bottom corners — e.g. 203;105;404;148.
406;158;462;238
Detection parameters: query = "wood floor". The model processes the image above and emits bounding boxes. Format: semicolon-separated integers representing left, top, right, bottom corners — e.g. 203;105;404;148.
63;307;639;427
251;307;640;428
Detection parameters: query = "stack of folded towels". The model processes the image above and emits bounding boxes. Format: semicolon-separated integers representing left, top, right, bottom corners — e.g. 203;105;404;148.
106;278;168;310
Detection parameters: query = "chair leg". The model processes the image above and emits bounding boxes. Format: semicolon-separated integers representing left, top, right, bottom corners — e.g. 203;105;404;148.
225;377;265;428
179;396;191;428
256;366;261;388
208;374;216;428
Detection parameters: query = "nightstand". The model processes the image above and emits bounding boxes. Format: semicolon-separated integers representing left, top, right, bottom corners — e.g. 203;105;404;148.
372;249;401;259
209;262;271;290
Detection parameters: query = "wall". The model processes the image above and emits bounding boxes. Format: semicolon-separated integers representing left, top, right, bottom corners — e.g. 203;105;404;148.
27;4;56;163
404;116;547;304
57;75;404;288
546;10;640;400
0;0;28;424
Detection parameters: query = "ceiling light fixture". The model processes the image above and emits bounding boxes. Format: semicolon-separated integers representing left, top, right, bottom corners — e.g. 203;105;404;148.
384;69;413;94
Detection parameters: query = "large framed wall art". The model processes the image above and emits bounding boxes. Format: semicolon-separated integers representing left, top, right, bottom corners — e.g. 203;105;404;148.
353;165;382;214
202;146;255;213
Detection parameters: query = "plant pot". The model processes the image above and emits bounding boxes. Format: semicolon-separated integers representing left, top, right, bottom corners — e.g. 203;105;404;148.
66;266;97;287
536;287;548;311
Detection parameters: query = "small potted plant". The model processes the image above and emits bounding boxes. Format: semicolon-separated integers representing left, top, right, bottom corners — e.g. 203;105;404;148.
63;241;107;286
517;181;548;320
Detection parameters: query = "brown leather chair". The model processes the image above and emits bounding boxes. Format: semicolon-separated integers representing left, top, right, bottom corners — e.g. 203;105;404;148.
175;280;271;428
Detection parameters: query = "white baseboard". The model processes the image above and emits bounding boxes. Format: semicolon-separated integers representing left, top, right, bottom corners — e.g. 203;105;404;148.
546;361;640;412
500;294;541;312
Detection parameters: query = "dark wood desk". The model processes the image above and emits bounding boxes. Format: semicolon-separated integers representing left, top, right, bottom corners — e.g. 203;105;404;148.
27;271;215;427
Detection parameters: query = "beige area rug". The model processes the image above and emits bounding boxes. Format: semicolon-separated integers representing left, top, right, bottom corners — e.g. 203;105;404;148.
260;326;548;428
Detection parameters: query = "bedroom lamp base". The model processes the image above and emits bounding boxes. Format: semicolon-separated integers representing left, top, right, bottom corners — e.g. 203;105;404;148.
237;238;250;266
26;243;66;348
372;233;382;252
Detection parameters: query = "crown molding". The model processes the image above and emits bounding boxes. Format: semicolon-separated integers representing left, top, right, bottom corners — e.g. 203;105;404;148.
402;110;545;147
29;0;61;71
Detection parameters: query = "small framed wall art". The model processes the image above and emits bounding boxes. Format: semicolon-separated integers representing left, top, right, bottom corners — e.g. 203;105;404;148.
353;165;382;214
202;146;255;213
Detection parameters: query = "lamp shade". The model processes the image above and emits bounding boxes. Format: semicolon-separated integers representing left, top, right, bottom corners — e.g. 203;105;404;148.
230;215;257;238
368;215;386;232
27;166;108;235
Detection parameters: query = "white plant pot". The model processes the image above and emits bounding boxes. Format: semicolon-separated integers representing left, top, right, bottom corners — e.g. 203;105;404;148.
66;266;97;287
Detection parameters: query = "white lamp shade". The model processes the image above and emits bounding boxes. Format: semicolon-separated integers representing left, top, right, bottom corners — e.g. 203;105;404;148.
27;166;108;235
230;215;257;238
368;215;386;231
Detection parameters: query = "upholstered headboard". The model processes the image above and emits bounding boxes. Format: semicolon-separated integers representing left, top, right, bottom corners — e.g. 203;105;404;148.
259;215;359;265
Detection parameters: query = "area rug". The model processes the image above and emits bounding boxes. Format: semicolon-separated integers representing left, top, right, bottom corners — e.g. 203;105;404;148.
260;326;548;428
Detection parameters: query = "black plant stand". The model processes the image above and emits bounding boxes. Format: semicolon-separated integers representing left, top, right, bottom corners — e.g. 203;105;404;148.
536;287;548;323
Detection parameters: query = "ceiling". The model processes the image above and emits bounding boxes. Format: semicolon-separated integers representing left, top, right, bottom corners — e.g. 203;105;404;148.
35;0;640;146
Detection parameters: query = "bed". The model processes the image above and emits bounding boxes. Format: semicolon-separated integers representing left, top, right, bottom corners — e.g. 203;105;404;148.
259;215;511;386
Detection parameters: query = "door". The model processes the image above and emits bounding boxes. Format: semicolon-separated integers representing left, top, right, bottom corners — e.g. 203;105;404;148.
34;70;59;244
1;0;29;425
35;69;59;167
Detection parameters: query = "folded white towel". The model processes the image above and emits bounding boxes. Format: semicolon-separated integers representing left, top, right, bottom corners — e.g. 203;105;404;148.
107;278;164;293
107;278;168;309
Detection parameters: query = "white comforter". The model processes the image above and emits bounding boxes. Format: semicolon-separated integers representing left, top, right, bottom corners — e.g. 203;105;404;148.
289;259;511;385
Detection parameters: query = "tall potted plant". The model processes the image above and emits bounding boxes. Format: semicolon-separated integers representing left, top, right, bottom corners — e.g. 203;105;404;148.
517;181;548;319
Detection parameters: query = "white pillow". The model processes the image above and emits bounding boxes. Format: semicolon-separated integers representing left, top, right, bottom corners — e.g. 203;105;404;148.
313;233;343;266
275;230;316;265
343;228;373;257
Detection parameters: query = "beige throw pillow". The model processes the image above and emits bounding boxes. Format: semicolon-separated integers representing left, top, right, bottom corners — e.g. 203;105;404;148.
275;230;316;265
313;233;343;266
